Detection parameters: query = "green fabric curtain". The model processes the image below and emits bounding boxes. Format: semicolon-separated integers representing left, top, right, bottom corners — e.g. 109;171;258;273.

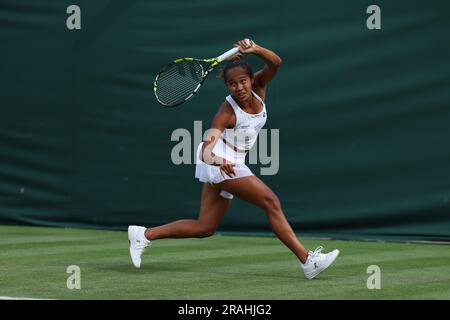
1;0;449;240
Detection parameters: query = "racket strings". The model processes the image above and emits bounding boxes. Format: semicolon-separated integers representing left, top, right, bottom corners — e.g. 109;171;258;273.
156;60;207;106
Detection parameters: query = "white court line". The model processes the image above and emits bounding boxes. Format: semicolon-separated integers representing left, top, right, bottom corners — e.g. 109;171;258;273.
0;296;54;300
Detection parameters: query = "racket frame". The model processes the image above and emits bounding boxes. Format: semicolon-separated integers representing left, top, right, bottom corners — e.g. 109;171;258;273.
154;47;240;107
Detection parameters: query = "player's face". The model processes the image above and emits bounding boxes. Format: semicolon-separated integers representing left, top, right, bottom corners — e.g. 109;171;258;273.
225;67;254;102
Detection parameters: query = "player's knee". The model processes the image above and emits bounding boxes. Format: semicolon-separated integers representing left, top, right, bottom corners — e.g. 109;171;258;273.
262;193;282;214
197;225;216;238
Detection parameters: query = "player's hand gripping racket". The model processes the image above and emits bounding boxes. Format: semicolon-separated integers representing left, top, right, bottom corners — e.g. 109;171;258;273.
154;45;246;107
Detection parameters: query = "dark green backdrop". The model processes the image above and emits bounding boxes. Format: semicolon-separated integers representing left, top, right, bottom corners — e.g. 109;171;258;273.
1;0;449;241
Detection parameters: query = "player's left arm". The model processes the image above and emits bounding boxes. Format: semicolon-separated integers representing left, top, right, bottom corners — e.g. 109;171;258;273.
235;39;282;97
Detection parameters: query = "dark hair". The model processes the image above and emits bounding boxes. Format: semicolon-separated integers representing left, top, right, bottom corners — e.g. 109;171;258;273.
219;59;254;82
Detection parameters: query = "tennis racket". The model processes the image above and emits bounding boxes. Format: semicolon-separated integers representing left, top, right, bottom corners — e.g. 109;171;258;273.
154;46;242;107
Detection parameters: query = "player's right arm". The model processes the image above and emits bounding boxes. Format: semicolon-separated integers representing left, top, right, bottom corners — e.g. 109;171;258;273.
201;101;236;178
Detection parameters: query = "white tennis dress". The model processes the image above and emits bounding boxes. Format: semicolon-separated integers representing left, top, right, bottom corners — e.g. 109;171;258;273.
195;91;267;199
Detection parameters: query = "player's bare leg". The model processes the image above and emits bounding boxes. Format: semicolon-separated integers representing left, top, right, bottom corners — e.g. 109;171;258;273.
216;175;339;279
215;175;309;263
144;183;231;239
128;183;231;268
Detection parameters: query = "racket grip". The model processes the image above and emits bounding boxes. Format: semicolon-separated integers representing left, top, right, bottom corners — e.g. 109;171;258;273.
217;47;240;62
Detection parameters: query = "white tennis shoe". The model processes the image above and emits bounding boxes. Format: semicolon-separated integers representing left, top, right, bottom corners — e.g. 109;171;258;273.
128;225;151;268
300;246;339;279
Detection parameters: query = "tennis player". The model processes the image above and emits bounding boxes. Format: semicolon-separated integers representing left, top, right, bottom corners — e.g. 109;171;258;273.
129;39;339;279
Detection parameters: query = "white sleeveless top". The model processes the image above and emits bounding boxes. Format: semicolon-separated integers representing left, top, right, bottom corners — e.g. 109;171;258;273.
212;91;267;164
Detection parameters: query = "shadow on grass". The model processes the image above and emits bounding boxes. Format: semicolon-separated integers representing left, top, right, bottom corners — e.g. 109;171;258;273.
91;260;335;282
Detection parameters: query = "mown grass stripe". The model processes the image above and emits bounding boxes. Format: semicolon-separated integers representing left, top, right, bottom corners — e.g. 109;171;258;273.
1;225;449;300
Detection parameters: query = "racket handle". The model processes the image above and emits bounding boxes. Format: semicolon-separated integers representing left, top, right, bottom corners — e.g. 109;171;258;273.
217;47;240;62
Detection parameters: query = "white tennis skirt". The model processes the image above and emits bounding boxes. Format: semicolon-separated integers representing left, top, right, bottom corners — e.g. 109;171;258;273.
195;142;254;199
